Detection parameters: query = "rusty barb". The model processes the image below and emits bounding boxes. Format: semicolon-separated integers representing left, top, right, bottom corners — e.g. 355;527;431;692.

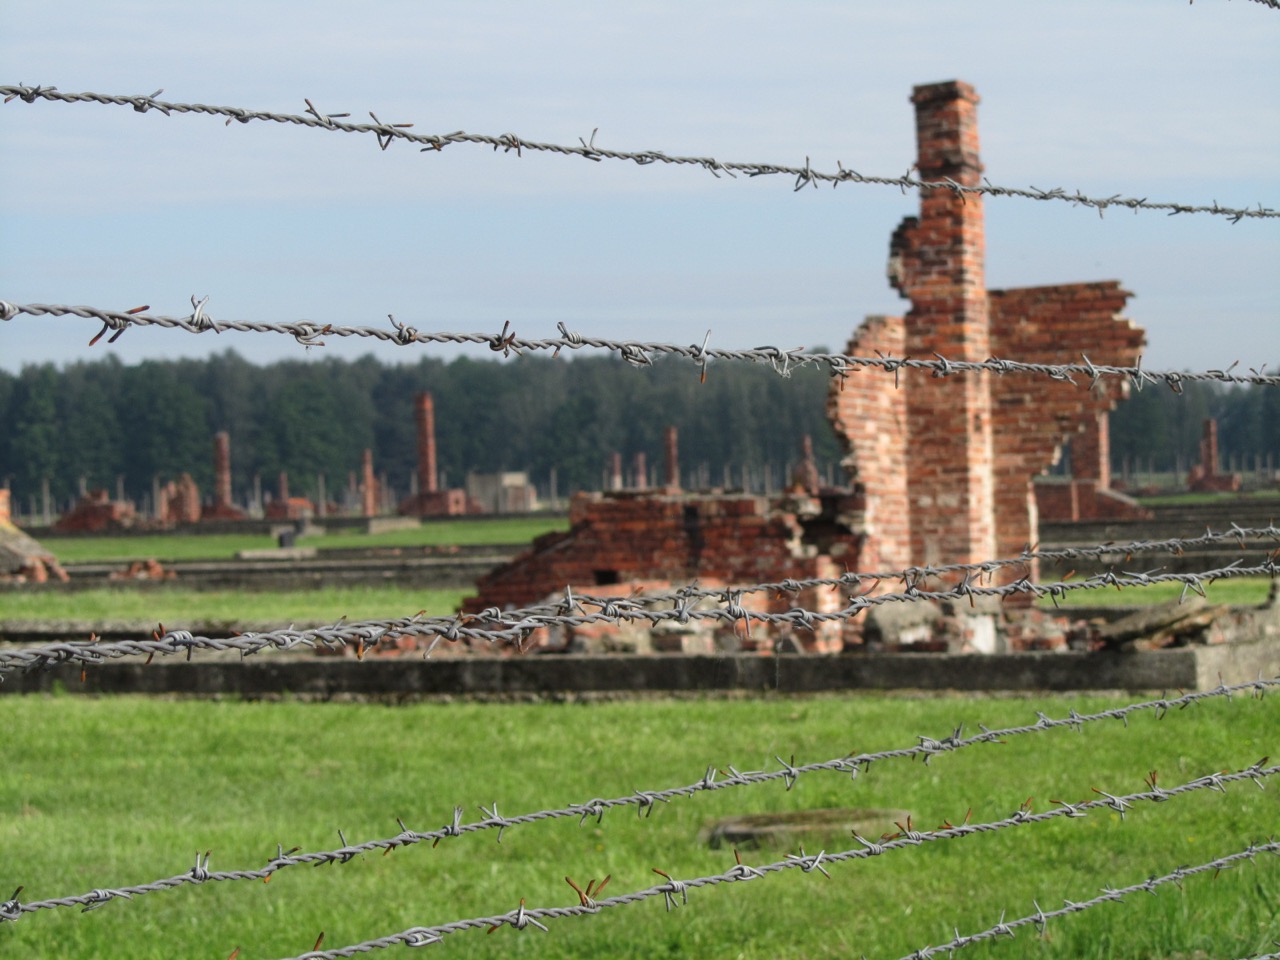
5;299;1280;388
5;685;1275;930
3;84;1276;222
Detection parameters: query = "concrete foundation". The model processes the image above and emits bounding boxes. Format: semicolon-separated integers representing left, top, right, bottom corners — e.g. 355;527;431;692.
3;641;1275;697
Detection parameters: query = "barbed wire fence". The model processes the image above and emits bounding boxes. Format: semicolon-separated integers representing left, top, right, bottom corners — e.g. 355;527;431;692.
2;84;1276;223
3;30;1280;959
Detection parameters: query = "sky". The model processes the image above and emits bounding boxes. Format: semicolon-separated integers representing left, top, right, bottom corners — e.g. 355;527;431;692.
1;1;1277;376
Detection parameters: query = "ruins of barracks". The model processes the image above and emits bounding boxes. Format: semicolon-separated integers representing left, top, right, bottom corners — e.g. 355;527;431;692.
467;80;1149;652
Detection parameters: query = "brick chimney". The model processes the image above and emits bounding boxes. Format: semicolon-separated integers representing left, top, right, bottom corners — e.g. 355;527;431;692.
416;392;438;494
213;431;233;508
664;426;680;491
362;448;377;517
894;80;995;566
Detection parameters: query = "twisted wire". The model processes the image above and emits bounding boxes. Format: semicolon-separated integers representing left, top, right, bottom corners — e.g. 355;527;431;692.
898;837;1280;959
3;558;1275;674
4;300;1280;388
5;680;1272;923
2;84;1275;222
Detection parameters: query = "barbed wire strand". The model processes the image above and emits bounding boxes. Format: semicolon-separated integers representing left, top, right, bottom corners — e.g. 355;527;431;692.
2;85;1274;222
4;681;1272;923
260;767;1277;959
7;524;1278;675
3;300;1279;388
3;557;1275;674
897;836;1280;959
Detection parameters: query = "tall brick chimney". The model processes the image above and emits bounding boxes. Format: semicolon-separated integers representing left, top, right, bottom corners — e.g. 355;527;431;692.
609;452;624;491
893;80;995;566
213;431;233;509
416;392;438;494
278;471;289;503
664;426;680;491
633;451;647;490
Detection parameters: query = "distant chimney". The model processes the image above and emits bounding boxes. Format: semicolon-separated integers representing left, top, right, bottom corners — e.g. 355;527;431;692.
278;471;289;502
1200;418;1220;478
0;488;10;526
796;434;820;494
664;426;680;490
609;452;623;491
213;431;233;508
362;449;377;517
416;392;438;494
633;451;648;491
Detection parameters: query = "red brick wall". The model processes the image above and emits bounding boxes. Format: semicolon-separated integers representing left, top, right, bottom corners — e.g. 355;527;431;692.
987;281;1145;559
827;315;910;570
466;491;862;626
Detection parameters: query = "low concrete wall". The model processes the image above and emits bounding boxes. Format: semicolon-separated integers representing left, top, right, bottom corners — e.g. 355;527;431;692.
4;642;1275;698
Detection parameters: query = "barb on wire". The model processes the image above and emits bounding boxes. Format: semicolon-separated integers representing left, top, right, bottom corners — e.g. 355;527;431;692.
897;836;1280;959
2;85;1275;222
5;301;1280;388
7;684;1275;923
262;766;1279;959
3;556;1276;675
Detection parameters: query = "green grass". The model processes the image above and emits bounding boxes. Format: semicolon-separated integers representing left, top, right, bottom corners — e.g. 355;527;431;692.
0;585;466;625
1039;576;1275;609
1;692;1276;959
45;516;569;564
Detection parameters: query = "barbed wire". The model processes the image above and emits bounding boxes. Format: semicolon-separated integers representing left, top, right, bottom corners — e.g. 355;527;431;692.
6;524;1275;678
3;300;1279;388
261;765;1277;959
897;836;1280;959
3;680;1272;924
3;558;1275;674
2;84;1275;223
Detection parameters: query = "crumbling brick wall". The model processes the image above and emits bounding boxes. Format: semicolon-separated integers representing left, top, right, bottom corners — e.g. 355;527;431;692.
988;281;1147;555
465;489;862;650
827;315;909;570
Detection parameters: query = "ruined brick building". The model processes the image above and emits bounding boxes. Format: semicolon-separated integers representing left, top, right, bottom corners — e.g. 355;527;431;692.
466;80;1147;650
828;79;1147;577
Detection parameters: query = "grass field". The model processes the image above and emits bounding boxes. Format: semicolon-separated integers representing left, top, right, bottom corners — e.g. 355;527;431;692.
0;585;467;625
1038;576;1274;609
1;691;1276;959
45;516;569;565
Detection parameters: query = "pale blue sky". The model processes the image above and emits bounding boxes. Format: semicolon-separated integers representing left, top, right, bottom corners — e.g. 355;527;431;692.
1;1;1277;374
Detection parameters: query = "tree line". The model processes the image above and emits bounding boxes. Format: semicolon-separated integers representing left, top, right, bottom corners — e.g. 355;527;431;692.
0;350;1275;513
0;351;844;511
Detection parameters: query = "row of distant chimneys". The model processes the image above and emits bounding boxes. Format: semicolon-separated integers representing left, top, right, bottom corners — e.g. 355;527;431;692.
147;396;817;515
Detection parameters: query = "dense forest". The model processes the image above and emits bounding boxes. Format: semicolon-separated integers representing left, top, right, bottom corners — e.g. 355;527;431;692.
0;351;1276;514
0;351;842;512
